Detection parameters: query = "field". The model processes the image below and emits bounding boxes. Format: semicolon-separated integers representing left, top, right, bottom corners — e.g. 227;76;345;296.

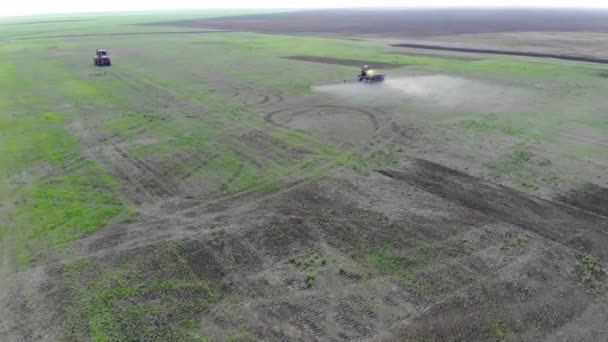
1;9;608;341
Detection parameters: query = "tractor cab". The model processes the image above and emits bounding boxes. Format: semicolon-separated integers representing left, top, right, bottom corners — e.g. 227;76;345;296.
94;49;111;67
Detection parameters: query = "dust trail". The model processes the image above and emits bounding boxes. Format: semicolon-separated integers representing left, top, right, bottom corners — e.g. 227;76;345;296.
313;75;525;111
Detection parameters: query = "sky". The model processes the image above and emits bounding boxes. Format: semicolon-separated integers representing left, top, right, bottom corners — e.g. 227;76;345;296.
2;0;608;17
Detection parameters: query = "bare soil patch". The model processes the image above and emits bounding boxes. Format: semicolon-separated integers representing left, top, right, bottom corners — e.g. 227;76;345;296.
389;50;484;61
284;55;402;68
265;105;381;146
398;31;608;61
150;9;608;38
557;184;608;217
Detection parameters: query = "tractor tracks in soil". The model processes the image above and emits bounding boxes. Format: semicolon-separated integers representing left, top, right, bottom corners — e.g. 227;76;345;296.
373;158;608;339
226;85;284;107
71;178;313;260
264;105;380;133
67;73;432;262
377;158;608;257
261;101;423;150
104;143;180;199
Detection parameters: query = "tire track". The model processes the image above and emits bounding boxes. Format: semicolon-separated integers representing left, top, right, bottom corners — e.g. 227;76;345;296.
377;158;608;259
219;163;244;192
234;129;311;166
227;86;283;107
265;105;381;132
560;132;608;149
110;144;179;197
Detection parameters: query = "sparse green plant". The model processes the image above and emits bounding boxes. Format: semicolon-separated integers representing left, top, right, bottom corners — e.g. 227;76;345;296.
321;208;336;221
579;253;606;292
501;126;525;136
457;238;473;255
120;206;138;223
484;321;507;339
305;271;315;287
490;146;541;192
368;245;405;276
228;325;257;342
502;232;531;251
510;149;533;164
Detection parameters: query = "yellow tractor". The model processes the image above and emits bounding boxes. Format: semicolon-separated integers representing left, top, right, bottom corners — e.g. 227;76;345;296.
358;65;385;83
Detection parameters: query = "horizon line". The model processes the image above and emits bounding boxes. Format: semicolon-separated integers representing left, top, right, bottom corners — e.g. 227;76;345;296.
3;6;608;20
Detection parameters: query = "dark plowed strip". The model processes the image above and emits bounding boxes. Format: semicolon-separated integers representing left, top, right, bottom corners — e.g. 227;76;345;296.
151;9;608;37
389;50;483;61
557;184;608;217
377;158;608;259
284;56;402;69
391;43;608;64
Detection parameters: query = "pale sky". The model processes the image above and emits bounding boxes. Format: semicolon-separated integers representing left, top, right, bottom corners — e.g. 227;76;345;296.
2;1;608;17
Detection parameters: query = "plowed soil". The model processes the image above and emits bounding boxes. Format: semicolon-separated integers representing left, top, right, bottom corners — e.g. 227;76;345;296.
391;43;608;64
155;9;608;37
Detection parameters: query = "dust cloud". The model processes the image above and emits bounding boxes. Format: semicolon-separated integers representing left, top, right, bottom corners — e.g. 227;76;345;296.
313;75;524;111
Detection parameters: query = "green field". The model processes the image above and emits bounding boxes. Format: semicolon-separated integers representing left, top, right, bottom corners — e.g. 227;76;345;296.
1;11;607;341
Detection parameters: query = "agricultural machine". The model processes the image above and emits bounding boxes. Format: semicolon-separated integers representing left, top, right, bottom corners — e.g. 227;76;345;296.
358;65;385;83
94;49;111;67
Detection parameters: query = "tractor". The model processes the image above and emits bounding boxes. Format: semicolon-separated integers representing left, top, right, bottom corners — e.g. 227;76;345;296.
358;65;385;83
94;49;111;67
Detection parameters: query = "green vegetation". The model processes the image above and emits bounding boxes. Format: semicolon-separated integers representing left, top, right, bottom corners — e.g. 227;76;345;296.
290;252;331;271
345;150;399;175
484;321;508;340
578;253;606;292
488;145;560;191
457;118;526;137
321;208;337;221
0;10;282;40
289;252;339;287
0;113;126;268
366;244;438;298
305;271;316;287
501;232;531;251
489;146;541;191
228;326;257;342
62;243;221;341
